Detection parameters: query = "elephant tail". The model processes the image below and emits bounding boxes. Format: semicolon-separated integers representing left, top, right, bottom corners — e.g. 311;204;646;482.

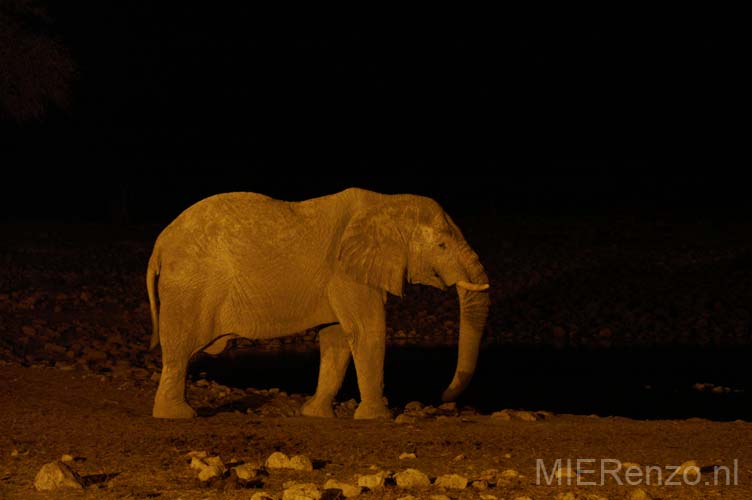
146;250;160;350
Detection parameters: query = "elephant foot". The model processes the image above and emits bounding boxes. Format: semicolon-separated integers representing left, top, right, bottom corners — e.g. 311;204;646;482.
354;400;392;420
301;397;335;418
153;400;197;419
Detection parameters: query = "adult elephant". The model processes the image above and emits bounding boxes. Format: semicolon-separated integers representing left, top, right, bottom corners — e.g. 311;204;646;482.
147;188;490;419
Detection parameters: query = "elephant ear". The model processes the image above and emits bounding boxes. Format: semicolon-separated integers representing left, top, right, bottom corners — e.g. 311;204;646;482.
338;204;408;297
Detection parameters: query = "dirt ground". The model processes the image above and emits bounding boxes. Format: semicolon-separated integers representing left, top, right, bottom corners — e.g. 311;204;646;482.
1;218;752;499
1;361;750;500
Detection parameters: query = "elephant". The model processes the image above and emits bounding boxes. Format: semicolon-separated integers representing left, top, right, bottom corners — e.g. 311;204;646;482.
146;187;490;419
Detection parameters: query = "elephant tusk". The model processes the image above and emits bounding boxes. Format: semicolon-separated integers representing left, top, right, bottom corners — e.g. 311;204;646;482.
456;281;490;291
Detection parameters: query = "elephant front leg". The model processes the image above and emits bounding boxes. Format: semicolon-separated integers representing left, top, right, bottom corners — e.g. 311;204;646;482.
302;324;351;418
153;340;196;419
351;326;392;420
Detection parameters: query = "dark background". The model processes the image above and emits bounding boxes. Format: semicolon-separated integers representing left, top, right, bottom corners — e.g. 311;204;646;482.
0;6;745;223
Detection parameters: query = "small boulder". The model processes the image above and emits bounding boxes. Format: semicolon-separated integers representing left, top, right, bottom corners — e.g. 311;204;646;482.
34;461;83;491
283;482;322;500
399;452;416;460
404;401;423;412
395;414;416;424
471;479;488;490
357;471;387;489
266;451;291;469
394;468;430;488
434;473;468;489
323;479;361;498
251;492;277;500
627;488;653;500
289;454;314;471
234;463;260;480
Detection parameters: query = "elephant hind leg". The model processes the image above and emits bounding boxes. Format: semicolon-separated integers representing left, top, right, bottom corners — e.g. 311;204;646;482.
153;333;197;419
302;324;351;418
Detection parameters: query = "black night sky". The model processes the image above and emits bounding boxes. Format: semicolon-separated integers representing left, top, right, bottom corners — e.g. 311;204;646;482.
0;7;745;223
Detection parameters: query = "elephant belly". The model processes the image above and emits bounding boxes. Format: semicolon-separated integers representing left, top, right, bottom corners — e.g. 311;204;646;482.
215;286;337;339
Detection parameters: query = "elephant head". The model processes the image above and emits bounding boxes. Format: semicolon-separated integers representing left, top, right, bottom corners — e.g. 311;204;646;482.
337;192;491;402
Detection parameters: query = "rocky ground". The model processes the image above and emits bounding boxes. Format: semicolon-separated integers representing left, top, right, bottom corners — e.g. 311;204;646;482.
1;213;752;499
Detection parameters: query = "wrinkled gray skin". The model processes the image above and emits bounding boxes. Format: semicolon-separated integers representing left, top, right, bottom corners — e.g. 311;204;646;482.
147;188;490;419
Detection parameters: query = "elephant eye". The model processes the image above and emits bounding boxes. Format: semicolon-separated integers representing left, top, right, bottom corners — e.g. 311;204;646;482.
438;242;447;250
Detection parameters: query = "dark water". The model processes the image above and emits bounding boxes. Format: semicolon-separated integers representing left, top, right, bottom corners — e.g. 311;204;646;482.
190;346;752;422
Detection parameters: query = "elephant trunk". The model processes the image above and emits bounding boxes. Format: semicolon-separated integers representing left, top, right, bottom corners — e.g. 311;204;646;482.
442;243;490;402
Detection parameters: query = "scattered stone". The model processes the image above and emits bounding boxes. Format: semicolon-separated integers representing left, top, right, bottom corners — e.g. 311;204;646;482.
478;469;499;482
395;414;417;424
676;460;700;477
438;402;456;412
190;457;208;471
490;410;512;420
251;492;277;500
266;452;291;469
471;479;488;490
60;454;74;462
404;401;423;412
513;410;539;421
394;468;431;488
500;468;522;480
283;482;322;500
626;488;653;500
234;463;260;480
289;454;314;471
434;473;468;489
323;479;361;498
399;452;416;460
34;461;83;491
452;453;465;461
357;471;387;489
554;493;577;500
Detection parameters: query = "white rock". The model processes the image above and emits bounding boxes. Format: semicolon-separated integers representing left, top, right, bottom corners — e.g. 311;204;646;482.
627;488;653;500
676;460;700;476
500;468;522;480
234;463;260;480
34;461;83;491
190;457;208;470
282;482;322;500
434;473;468;489
490;409;512;420
289;454;314;471
404;401;423;412
394;468;431;488
251;492;277;500
438;402;456;412
395;414;416;424
198;464;224;481
399;452;417;460
266;451;291;469
554;493;577;500
206;456;225;470
323;479;361;498
471;479;488;490
357;471;387;489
